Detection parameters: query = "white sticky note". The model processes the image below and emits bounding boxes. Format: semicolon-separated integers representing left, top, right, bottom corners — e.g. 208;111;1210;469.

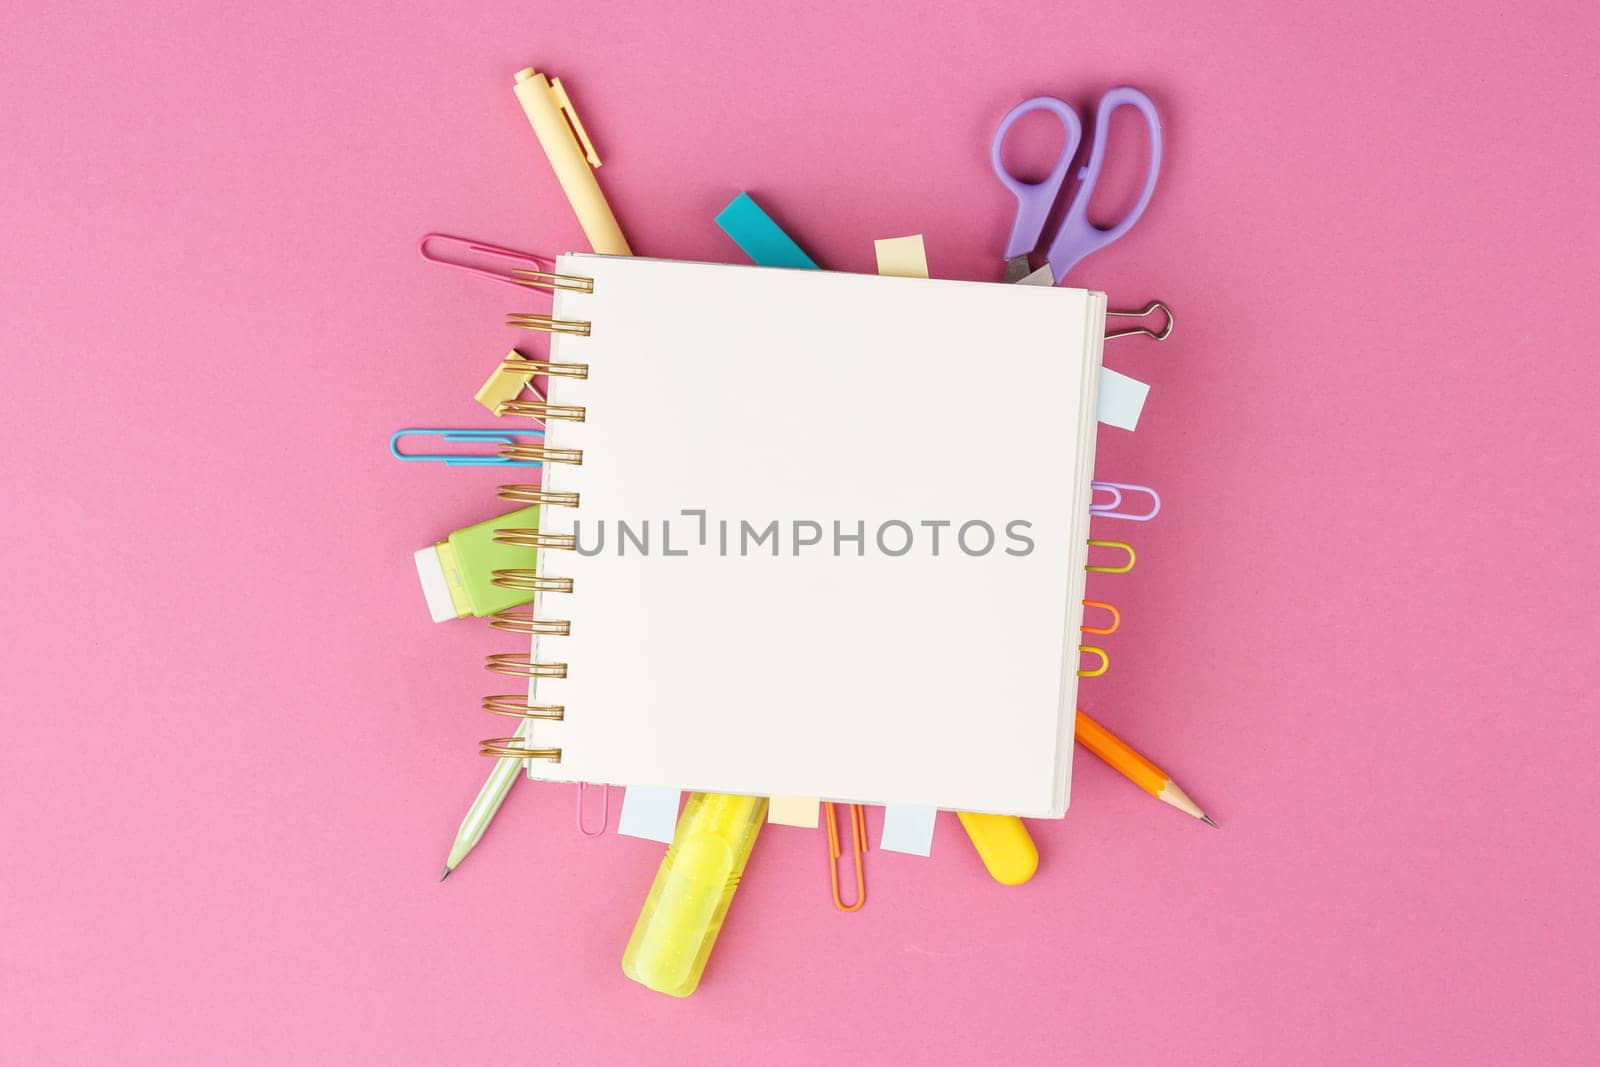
1097;367;1150;431
617;786;680;842
880;804;937;855
767;795;820;827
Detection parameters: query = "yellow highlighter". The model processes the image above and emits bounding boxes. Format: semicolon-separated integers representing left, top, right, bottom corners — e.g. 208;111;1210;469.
622;793;766;998
956;813;1039;885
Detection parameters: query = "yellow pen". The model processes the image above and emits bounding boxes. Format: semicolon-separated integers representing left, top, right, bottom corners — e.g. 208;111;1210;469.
512;67;632;256
622;793;766;998
956;812;1039;885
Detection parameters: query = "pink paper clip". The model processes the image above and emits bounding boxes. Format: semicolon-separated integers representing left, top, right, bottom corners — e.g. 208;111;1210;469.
577;782;612;838
419;233;558;290
1090;481;1161;521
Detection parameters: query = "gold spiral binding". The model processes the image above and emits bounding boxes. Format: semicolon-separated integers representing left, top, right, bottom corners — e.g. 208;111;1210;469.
480;738;562;761
482;695;566;720
499;443;583;466
490;569;574;593
474;278;593;765
497;484;580;508
492;527;579;551
496;399;587;422
500;356;589;379
505;314;591;337
509;268;594;294
487;611;572;636
485;653;568;679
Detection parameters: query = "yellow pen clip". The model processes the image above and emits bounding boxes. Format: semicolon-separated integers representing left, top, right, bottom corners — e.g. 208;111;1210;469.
548;77;602;167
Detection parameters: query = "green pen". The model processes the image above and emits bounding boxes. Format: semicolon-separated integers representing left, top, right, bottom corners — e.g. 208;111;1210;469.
436;511;542;880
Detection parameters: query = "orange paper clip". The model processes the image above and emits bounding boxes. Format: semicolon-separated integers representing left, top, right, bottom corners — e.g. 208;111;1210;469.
824;802;867;912
1081;600;1121;635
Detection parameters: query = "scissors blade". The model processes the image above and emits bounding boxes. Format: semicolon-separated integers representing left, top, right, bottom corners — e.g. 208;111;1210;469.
1014;263;1055;287
1003;255;1033;284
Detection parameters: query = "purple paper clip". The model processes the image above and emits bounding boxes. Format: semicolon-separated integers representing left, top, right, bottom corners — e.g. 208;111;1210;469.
1091;481;1161;521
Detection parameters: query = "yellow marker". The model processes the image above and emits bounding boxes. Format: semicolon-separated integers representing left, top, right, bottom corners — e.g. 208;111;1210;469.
622;793;766;998
956;813;1039;885
512;67;631;256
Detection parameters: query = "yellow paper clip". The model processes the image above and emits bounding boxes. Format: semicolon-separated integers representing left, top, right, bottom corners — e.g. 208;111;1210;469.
1078;645;1109;677
1086;539;1136;573
823;802;867;912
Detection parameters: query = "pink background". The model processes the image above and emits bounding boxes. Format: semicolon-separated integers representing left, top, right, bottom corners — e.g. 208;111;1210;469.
3;1;1597;1062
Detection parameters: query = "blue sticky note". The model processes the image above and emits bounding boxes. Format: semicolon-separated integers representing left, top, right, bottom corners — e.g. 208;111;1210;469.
714;193;820;270
1097;367;1150;431
618;786;681;843
880;804;938;856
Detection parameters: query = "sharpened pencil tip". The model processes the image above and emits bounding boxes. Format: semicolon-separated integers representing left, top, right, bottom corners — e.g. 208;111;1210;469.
440;866;453;881
1201;815;1219;829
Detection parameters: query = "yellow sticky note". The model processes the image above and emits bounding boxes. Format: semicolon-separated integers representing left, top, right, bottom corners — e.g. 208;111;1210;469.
873;235;929;280
767;795;819;827
474;349;536;413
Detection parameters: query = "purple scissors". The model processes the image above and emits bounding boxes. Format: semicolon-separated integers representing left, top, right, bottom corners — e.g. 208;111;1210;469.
991;87;1163;286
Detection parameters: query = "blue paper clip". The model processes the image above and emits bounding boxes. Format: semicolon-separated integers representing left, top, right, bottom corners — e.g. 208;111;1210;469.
389;428;547;466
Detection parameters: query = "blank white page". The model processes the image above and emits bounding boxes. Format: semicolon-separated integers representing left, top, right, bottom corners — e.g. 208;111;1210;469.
526;255;1103;817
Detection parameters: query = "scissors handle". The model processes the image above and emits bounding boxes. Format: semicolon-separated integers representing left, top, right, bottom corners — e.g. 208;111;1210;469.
1044;87;1163;283
990;96;1082;261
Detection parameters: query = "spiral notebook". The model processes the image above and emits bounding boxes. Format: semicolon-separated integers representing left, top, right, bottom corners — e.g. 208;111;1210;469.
511;254;1105;818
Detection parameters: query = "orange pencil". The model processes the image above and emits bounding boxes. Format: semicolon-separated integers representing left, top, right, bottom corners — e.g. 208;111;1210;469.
1075;711;1218;827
